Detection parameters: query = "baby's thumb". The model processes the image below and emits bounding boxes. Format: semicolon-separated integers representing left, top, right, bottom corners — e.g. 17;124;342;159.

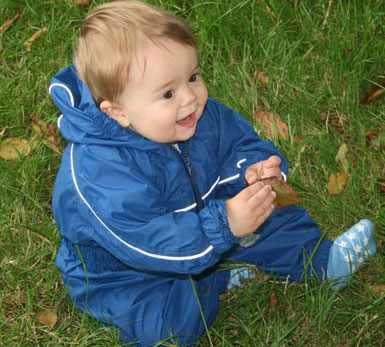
265;155;281;168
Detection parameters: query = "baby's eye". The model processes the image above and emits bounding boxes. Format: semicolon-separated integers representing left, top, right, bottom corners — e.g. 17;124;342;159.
163;90;174;99
189;73;198;83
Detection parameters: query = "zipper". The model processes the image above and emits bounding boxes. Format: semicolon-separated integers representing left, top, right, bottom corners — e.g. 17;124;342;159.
170;142;204;212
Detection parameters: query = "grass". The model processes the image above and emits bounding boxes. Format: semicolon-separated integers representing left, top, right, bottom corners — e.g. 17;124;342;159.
1;0;384;345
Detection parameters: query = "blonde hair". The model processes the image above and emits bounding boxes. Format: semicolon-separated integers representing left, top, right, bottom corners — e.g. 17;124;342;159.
75;0;196;105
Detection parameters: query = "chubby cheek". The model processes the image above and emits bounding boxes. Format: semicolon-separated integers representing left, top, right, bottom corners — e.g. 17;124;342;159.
201;82;208;101
197;84;208;113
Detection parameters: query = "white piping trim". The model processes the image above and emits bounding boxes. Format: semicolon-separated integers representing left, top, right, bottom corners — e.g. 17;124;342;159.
70;143;213;261
174;176;221;212
281;171;287;182
219;174;240;185
237;158;247;168
49;83;75;107
202;176;220;200
174;170;242;212
174;203;197;213
57;114;63;129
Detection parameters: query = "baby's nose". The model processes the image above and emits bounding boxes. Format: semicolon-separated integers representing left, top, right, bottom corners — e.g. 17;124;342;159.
182;87;197;106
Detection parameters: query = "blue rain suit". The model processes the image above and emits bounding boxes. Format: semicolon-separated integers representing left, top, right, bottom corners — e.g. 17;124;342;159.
50;65;332;346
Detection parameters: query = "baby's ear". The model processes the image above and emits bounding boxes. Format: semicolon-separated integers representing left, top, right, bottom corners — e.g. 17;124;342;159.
100;100;121;118
100;100;130;127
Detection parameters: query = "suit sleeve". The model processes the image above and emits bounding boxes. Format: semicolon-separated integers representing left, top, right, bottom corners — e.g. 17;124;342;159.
205;99;288;199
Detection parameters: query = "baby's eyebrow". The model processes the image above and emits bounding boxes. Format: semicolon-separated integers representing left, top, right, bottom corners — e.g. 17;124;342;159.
153;63;200;93
154;79;176;93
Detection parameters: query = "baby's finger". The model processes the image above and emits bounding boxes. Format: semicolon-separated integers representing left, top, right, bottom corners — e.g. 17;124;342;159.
255;203;275;226
264;155;281;168
260;167;282;180
245;167;260;185
246;174;258;186
240;181;265;200
249;184;276;208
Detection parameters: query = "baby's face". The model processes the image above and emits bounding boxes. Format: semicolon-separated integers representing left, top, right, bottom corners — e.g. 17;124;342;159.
115;38;208;143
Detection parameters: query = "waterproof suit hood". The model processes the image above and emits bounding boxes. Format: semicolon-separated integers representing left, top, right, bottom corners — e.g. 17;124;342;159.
49;64;161;150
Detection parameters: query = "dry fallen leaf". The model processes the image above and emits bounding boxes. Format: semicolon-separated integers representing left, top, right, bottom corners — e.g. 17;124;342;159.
31;114;61;154
368;284;385;295
361;78;385;104
377;178;385;194
259;177;300;208
75;0;92;5
335;143;349;173
327;172;347;195
370;130;385;148
256;70;268;85
269;291;279;315
293;135;303;143
341;48;352;56
365;130;377;142
3;292;27;307
228;315;237;322
24;26;47;51
253;110;289;141
36;310;58;327
0;138;36;160
0;11;19;33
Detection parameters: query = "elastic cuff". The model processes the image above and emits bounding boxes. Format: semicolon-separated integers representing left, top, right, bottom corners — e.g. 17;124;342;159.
199;200;238;254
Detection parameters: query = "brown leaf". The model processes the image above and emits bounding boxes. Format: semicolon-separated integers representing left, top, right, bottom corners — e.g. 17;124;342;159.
293;135;303;143
75;0;92;5
366;130;377;145
368;284;385;295
361;78;385;104
256;70;268;84
269;291;279;315
259;177;300;208
370;130;385;148
228;315;237;322
0;11;19;33
3;292;27;307
253;110;289;141
24;27;47;51
36;311;58;327
377;179;385;194
335;143;349;173
31;114;61;154
341;48;352;56
327;172;347;195
0;138;36;160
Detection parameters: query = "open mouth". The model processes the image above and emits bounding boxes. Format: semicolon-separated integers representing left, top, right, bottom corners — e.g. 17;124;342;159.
176;112;196;127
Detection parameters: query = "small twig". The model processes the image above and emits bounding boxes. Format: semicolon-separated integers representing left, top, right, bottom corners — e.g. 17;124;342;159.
0;11;19;34
24;26;47;51
322;0;332;29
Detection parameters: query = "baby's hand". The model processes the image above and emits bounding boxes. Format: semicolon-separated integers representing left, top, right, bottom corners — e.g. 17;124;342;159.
245;155;282;185
225;182;276;238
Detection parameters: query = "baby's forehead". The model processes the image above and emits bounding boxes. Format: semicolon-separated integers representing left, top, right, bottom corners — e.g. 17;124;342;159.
131;37;197;73
135;37;191;58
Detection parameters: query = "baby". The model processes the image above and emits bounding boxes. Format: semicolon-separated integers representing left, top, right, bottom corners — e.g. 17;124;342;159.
49;1;376;346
